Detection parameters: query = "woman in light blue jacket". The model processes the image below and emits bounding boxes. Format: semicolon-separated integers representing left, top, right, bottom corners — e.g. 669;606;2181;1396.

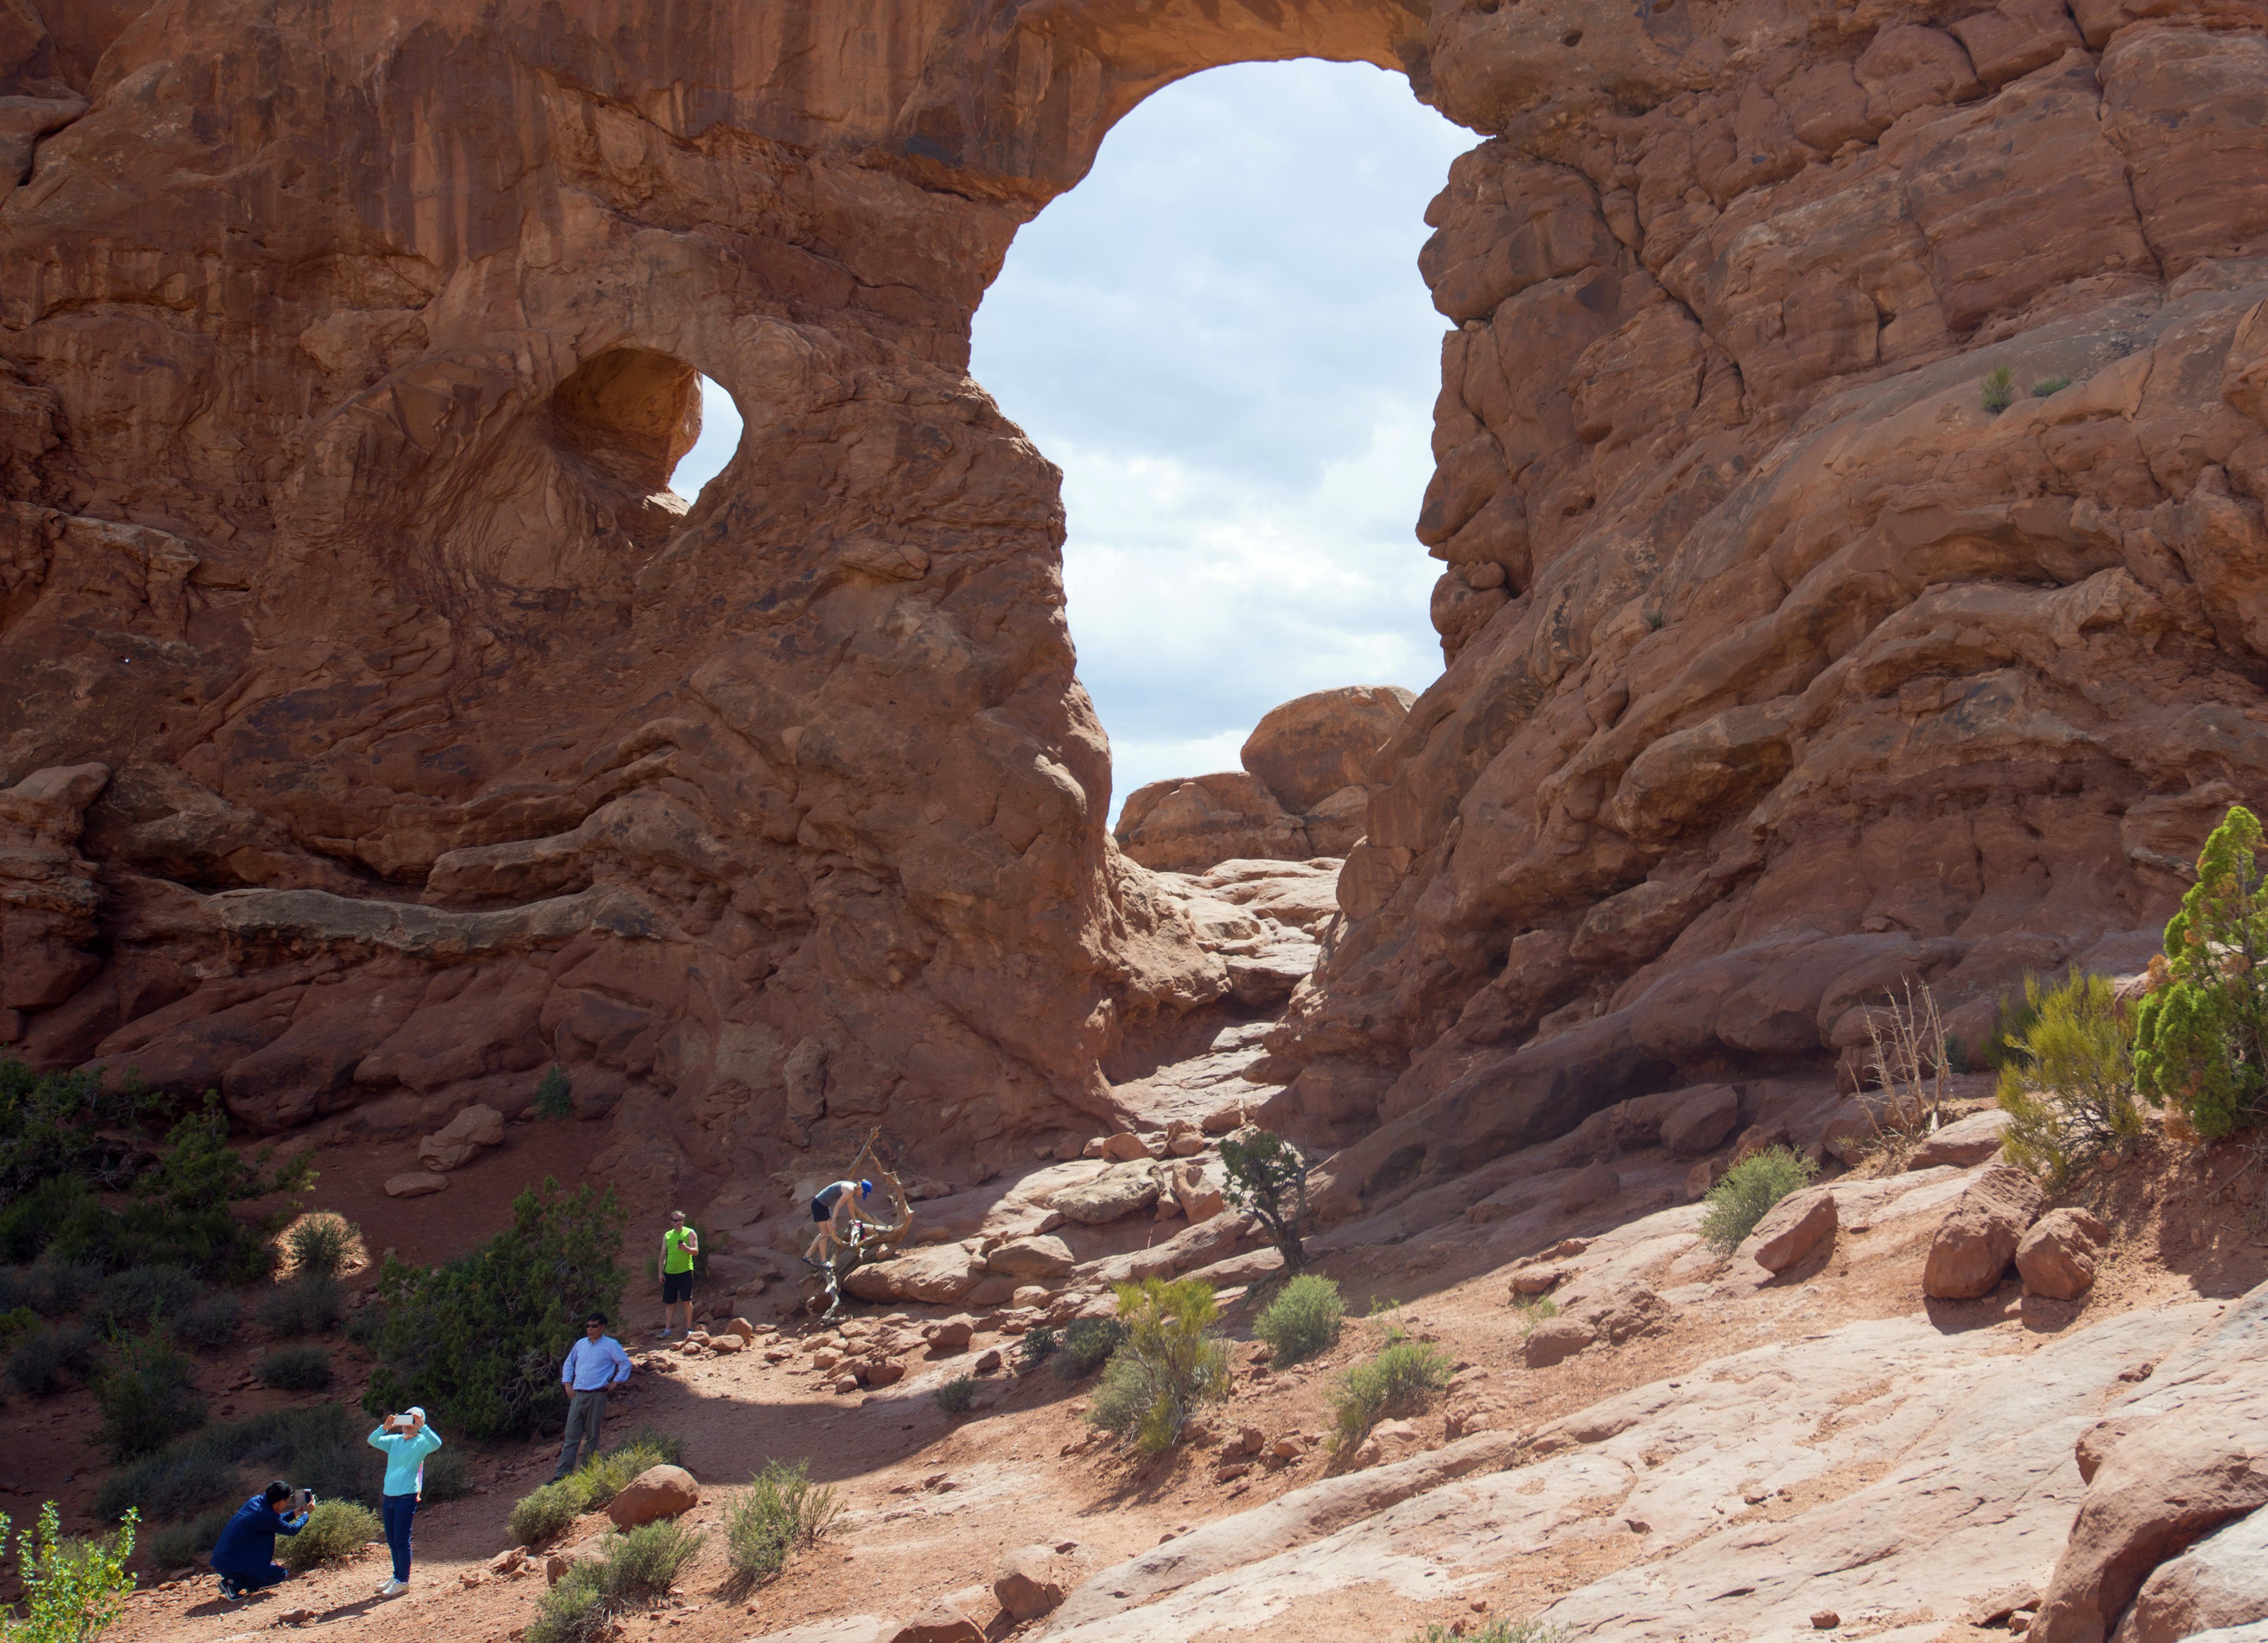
367;1407;442;1598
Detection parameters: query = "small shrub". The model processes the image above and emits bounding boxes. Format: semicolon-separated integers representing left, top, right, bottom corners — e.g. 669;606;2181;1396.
933;1374;977;1416
1402;1621;1568;1643
1218;1129;1311;1271
578;1442;673;1508
2031;374;2072;397
532;1065;574;1121
8;1322;96;1396
507;1478;586;1546
1982;982;2044;1071
259;1345;334;1391
282;1212;361;1280
1016;1325;1058;1370
258;1273;343;1338
6;1501;138;1643
527;1520;705;1643
1699;1147;1819;1253
145;1506;234;1572
1997;970;2145;1189
89;1266;201;1334
0;1176;94;1265
1253;1273;1342;1366
0;1259;102;1318
423;1443;472;1502
529;1563;611;1643
93;1324;207;1460
0;1303;41;1354
1085;1278;1229;1454
2135;804;2268;1139
1329;1338;1453;1450
1050;1318;1125;1382
1513;1295;1559;1338
174;1292;240;1351
1982;364;2014;412
278;1499;379;1572
603;1426;685;1467
723;1459;841;1586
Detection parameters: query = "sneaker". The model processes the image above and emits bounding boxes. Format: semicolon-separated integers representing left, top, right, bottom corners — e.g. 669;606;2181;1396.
218;1580;242;1603
656;1329;677;1340
376;1578;407;1598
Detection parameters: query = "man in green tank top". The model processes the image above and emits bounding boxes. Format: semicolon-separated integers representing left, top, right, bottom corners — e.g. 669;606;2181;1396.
658;1211;699;1339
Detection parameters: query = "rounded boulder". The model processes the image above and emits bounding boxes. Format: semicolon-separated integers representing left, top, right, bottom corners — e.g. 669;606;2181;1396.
605;1464;699;1529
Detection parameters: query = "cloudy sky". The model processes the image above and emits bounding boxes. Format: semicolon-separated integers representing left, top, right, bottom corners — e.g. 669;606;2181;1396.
673;61;1469;822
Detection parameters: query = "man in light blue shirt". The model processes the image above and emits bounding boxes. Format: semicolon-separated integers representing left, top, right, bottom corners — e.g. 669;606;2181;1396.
552;1311;633;1481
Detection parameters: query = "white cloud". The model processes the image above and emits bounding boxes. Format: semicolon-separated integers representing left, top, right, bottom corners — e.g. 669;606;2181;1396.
972;59;1468;819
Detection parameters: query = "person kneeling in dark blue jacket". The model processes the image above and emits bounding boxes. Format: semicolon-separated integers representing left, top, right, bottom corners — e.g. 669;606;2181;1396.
211;1481;308;1600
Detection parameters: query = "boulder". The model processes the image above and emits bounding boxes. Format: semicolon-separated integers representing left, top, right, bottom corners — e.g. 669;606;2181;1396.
1114;772;1304;873
1523;1318;1598;1368
416;1101;506;1171
889;1599;985;1643
1238;686;1413;814
994;1544;1074;1622
1552;1279;1673;1347
1732;1122;1793;1162
1350;1417;1427;1471
2017;1208;2110;1301
1923;1162;2045;1299
1660;1084;1741;1157
1909;1107;2013;1170
1099;1132;1158;1162
605;1465;699;1528
985;1235;1077;1279
1745;1186;1839;1273
1559;1162;1620;1214
2032;1409;2268;1643
384;1171;449;1198
1051;1160;1162;1225
2114;1504;2268;1643
844;1244;980;1304
1168;1159;1226;1223
922;1317;975;1351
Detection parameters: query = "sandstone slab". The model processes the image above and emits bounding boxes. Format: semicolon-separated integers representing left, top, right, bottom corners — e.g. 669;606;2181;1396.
1909;1108;2013;1171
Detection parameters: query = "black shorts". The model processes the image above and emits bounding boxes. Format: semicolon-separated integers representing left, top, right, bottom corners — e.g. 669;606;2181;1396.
810;1197;833;1223
661;1270;693;1304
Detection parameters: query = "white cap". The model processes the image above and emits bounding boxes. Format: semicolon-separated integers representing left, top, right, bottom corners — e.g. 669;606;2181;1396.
406;1406;426;1420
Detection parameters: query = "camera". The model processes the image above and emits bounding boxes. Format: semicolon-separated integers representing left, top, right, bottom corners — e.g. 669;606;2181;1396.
291;1488;315;1514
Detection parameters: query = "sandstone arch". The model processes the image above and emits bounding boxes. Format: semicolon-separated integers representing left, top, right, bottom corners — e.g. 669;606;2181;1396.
7;0;2268;1221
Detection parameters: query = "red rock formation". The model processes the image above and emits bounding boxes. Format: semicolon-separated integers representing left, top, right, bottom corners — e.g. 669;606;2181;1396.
1115;685;1413;869
5;0;2268;1216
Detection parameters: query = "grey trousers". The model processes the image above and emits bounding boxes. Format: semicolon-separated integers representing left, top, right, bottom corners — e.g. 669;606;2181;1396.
553;1389;608;1480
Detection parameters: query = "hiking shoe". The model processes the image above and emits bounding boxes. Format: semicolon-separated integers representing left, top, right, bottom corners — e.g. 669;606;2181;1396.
218;1580;242;1602
376;1578;407;1598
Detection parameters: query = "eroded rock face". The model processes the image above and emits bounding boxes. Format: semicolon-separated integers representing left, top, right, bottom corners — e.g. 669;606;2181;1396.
7;0;2268;1217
